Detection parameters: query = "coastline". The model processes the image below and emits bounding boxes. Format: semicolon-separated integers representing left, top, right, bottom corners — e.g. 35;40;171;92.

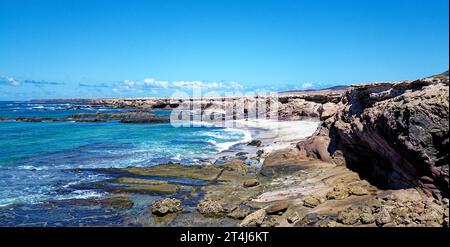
0;75;449;227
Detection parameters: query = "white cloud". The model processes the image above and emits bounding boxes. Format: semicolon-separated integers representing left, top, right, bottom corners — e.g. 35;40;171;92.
301;82;314;89
113;77;245;93
0;76;20;86
143;78;169;88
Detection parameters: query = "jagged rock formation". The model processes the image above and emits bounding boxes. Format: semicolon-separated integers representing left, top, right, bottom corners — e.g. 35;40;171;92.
87;89;347;122
298;76;449;199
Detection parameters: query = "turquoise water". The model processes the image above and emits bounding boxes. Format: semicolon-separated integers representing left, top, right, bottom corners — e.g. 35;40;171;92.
0;101;250;207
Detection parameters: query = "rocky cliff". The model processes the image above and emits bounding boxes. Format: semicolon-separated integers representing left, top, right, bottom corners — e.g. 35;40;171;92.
28;74;449;199
298;76;449;199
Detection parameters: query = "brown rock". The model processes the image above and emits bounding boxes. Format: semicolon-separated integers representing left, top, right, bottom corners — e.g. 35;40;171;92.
260;216;279;227
96;196;134;209
326;185;350;200
286;211;301;224
197;199;225;217
349;186;369;196
360;213;375;224
223;160;253;175
243;179;260;188
260;148;310;177
320;102;339;120
337;209;360;225
375;207;393;226
367;197;382;208
227;207;252;220
248;140;262;147
294;78;449;198
151;198;182;216
239;209;266;227
322;220;345;227
303;196;322;208
265;202;289;215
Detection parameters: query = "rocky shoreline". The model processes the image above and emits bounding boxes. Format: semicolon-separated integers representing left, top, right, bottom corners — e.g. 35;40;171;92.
2;73;448;227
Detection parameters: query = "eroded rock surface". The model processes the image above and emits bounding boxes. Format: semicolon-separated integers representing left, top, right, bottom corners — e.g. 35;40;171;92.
297;77;449;199
151;198;183;216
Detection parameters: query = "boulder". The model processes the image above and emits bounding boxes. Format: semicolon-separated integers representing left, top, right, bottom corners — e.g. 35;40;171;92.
337;209;360;225
326;184;350;200
349;186;369;196
248;140;262;147
243;179;260;188
227;207;252;220
265;202;289;215
360;213;375;224
223;160;253;175
375;207;393;226
151;198;183;216
239;209;266;227
197;199;225;217
286;211;301;224
303;196;322;208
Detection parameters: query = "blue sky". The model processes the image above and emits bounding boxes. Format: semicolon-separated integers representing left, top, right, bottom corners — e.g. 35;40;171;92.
0;0;448;100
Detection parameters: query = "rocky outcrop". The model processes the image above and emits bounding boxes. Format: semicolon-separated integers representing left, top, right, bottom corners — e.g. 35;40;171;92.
243;178;260;188
239;209;267;227
297;76;449;199
333;196;449;227
197;199;225;217
277;99;321;120
260;148;309;177
1;110;170;123
151;198;183;216
67;111;169;123
85;88;346;122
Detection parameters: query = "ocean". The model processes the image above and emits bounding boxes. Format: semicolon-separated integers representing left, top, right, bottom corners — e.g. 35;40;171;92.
0;101;251;207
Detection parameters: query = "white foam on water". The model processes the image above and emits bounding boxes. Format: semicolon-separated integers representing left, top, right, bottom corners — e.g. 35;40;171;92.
205;127;252;152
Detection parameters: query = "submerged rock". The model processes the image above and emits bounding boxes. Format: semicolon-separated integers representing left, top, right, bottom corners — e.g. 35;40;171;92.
119;164;223;181
111;177;169;185
67;196;135;209
151;198;183;216
98;197;135;209
109;184;180;194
